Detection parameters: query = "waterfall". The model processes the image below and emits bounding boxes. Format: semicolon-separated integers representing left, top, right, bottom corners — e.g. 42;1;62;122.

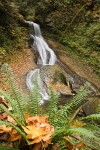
26;21;57;103
28;21;56;66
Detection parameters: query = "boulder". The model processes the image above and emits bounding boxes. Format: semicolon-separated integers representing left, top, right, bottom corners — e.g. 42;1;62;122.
83;96;100;115
40;64;73;95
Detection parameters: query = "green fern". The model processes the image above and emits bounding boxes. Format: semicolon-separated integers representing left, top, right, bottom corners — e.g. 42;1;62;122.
28;85;42;115
68;127;97;139
47;85;100;150
1;64;26;124
82;137;100;150
0;120;28;143
82;113;100;120
47;90;59;125
58;85;90;116
49;85;90;129
0;104;24;126
0;64;99;150
53;127;97;139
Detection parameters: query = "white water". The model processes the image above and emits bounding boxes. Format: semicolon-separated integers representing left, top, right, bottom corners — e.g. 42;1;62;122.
26;21;57;102
28;21;56;65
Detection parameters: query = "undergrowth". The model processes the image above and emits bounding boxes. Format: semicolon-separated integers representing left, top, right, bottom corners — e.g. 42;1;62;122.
0;64;100;150
61;22;100;76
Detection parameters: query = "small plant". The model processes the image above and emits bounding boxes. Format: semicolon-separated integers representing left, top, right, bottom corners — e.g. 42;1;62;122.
0;64;100;150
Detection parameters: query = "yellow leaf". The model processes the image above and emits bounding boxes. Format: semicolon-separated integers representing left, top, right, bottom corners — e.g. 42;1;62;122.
22;115;54;146
0;125;12;133
10;134;22;141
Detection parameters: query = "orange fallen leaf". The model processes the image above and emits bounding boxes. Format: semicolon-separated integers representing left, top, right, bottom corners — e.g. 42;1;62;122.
22;115;54;146
9;129;22;141
10;134;22;142
75;141;86;148
0;125;12;133
7;116;17;125
25;115;48;126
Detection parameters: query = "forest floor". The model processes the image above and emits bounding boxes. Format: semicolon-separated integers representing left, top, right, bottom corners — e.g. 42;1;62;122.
0;40;100;91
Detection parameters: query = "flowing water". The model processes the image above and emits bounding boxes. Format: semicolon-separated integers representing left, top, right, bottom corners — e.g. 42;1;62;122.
26;21;57;103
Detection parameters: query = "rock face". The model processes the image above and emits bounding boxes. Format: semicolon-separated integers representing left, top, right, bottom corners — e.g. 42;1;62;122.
40;64;73;95
83;96;100;115
39;61;99;116
40;64;99;96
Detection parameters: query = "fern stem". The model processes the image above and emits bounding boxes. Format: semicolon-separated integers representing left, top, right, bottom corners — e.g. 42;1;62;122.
0;104;24;126
0;120;29;144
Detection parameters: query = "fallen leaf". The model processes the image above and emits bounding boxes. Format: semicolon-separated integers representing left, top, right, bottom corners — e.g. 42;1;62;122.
0;125;12;133
9;129;22;141
22;115;54;146
75;141;86;148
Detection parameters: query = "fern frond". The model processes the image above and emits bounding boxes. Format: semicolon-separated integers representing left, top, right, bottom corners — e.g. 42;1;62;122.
68;127;97;139
82;137;100;150
47;90;59;125
0;89;20;116
0;104;24;126
0;120;28;143
86;123;100;132
58;85;90;116
1;64;26;124
53;127;97;140
81;113;100;120
85;123;100;138
97;103;100;113
29;85;42;115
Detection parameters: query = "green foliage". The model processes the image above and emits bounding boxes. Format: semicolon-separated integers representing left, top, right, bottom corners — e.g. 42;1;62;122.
0;0;27;61
1;64;26;124
47;90;58;125
62;22;100;75
0;146;19;150
58;84;90;115
0;63;42;116
82;113;100;120
46;83;99;149
28;86;42;116
47;84;90;130
68;127;97;139
0;120;28;143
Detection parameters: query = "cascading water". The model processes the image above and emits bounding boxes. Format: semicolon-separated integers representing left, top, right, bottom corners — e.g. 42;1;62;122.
26;21;57;103
28;21;56;65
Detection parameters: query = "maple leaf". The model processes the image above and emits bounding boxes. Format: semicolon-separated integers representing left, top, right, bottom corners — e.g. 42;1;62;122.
0;125;12;133
22;115;54;146
7;116;17;125
25;115;48;126
9;129;22;141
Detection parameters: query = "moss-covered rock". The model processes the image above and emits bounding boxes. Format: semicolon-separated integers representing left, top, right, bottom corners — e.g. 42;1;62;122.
40;64;73;95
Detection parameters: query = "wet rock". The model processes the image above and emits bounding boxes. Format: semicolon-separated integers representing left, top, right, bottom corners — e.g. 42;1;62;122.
40;64;99;97
83;96;100;115
40;64;73;95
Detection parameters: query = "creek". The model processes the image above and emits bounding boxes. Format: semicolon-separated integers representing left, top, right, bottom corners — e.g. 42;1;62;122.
26;21;57;103
26;22;99;111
